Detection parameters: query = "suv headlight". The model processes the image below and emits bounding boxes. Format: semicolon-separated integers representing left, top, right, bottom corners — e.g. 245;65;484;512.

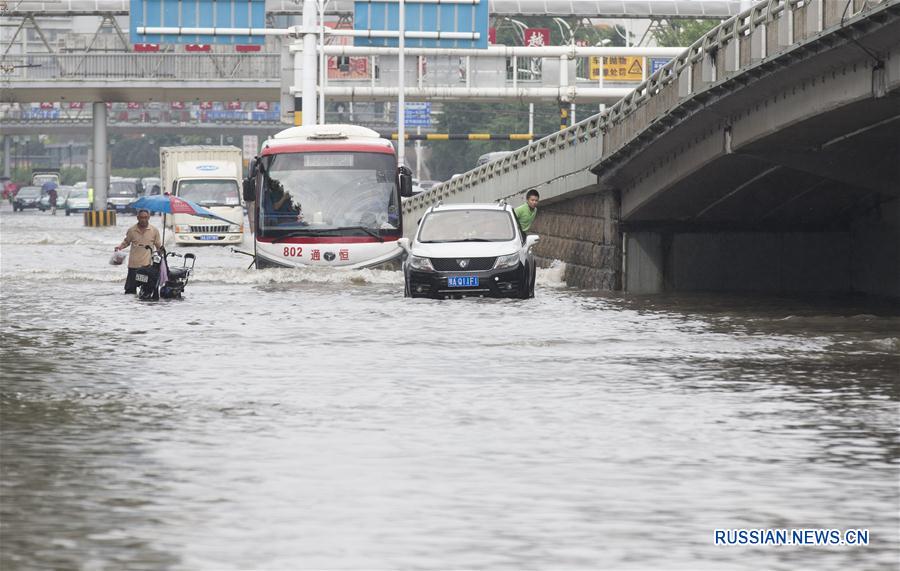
408;255;435;271
228;224;242;232
175;225;189;233
493;253;520;270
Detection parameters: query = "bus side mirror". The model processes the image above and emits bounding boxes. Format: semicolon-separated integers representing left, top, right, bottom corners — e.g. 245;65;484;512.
242;177;256;203
248;157;258;179
398;165;413;198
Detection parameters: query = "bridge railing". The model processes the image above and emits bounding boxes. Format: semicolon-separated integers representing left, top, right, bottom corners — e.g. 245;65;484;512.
403;0;890;219
1;53;280;81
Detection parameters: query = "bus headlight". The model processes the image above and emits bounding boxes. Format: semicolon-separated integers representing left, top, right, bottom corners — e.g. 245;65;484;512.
493;253;520;270
408;255;435;271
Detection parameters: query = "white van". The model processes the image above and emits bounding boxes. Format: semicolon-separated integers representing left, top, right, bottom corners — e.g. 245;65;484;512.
160;146;244;245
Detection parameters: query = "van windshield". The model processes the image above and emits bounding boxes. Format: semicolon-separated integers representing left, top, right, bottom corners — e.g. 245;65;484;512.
177;180;240;206
419;210;515;242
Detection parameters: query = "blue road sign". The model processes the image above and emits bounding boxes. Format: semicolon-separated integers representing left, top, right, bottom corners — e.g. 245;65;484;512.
404;102;432;127
354;0;488;49
130;0;266;45
650;58;672;75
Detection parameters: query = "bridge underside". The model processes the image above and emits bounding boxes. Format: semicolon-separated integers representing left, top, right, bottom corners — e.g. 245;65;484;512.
621;99;899;298
607;15;900;298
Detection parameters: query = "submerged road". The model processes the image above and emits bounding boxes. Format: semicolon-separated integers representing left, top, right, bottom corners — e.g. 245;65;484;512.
1;206;898;569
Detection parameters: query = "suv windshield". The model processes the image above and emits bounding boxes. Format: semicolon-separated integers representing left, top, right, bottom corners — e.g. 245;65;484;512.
109;181;138;197
419;210;515;242
261;151;399;234
177;180;240;206
69;189;89;199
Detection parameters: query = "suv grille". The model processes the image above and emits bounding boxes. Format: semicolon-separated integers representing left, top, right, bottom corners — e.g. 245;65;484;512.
190;224;230;233
430;257;496;271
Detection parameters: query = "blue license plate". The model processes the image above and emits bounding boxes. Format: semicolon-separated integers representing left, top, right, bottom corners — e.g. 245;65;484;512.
198;235;219;241
447;276;479;288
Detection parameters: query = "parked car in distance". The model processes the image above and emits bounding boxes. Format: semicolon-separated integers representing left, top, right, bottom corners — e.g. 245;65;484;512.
12;186;42;211
399;202;539;299
63;187;93;215
141;176;162;195
106;178;143;212
475;150;513;167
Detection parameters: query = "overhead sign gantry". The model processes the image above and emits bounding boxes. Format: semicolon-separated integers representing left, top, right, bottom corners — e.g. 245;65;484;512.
129;0;267;44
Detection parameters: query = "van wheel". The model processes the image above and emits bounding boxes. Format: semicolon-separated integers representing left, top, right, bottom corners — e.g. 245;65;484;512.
65;209;71;216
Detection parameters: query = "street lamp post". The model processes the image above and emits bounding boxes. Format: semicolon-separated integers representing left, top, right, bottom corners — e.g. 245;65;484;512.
397;0;406;167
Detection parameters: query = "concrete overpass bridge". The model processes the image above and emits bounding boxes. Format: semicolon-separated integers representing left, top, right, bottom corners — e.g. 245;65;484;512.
402;0;900;298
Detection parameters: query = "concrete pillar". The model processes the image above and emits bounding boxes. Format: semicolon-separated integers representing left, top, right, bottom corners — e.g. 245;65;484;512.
87;148;93;193
92;102;108;210
3;136;10;178
625;232;666;294
301;0;317;126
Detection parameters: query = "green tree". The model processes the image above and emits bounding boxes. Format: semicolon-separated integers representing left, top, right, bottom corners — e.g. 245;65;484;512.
652;19;719;47
426;101;565;180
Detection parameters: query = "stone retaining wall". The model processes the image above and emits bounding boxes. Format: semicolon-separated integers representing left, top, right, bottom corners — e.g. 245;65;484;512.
530;190;622;290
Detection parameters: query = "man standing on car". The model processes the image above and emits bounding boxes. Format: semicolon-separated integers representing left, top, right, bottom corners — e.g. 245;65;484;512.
514;188;540;236
114;209;162;294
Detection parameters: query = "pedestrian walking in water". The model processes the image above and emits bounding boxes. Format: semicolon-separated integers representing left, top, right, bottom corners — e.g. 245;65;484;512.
115;209;162;294
47;187;58;216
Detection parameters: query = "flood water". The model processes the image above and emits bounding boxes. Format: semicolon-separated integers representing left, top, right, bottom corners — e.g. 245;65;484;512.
1;206;898;570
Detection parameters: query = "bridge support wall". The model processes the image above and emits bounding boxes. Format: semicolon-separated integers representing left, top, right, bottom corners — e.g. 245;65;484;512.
531;190;621;290
623;199;899;297
850;199;900;298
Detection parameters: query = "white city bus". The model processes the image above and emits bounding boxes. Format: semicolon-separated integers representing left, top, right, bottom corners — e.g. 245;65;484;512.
250;125;412;269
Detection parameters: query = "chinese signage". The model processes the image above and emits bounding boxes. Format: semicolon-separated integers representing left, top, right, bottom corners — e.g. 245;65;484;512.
589;56;645;81
649;58;672;75
524;28;550;47
404;102;432;128
242;135;258;159
328;22;370;80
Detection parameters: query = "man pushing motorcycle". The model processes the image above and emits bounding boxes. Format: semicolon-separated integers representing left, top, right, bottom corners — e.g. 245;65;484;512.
114;209;162;294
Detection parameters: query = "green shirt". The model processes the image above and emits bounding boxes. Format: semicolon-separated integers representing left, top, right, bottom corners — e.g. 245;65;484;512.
514;203;537;233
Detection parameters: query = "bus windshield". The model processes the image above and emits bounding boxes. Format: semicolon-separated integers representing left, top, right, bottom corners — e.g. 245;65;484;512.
178;179;241;207
260;151;400;235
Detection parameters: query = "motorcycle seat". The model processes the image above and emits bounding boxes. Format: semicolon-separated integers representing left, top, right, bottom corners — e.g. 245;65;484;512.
168;267;190;279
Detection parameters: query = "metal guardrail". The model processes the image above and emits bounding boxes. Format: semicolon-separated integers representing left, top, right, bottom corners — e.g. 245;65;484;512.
0;53;280;80
403;0;897;217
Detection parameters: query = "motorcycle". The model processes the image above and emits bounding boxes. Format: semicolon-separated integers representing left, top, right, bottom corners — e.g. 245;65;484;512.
134;246;196;301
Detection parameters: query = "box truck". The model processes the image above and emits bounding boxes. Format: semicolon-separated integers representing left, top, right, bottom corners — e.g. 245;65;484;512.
160;146;244;245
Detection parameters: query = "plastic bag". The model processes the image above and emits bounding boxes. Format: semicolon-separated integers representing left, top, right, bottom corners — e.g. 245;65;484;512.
109;250;127;265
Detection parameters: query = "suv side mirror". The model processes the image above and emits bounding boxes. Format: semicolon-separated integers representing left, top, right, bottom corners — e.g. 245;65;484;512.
398;165;413;198
397;237;411;252
525;234;540;249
